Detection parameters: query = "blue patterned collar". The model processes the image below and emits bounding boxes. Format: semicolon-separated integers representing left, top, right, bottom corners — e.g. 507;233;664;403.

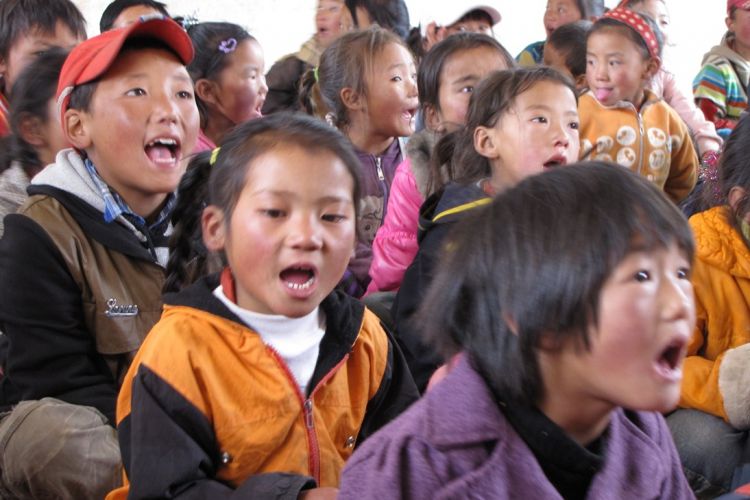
83;158;176;230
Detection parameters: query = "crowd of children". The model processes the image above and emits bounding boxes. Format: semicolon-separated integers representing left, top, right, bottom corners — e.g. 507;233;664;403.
0;0;748;498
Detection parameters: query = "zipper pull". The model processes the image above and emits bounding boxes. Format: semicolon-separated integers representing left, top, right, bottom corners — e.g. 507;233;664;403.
375;157;385;181
304;399;314;429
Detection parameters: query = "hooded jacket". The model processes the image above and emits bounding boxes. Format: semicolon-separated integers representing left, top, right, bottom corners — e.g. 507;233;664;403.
391;181;490;391
578;89;698;204
693;33;750;131
0;149;170;424
108;272;418;499
682;206;750;430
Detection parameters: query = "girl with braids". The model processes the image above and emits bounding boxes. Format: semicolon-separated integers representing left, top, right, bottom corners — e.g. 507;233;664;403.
111;113;417;499
186;22;267;152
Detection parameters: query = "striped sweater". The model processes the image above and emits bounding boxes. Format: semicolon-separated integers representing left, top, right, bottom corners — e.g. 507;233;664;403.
693;33;750;132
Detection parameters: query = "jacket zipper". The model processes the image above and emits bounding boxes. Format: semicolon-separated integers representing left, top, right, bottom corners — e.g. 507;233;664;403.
265;346;350;486
375;156;389;224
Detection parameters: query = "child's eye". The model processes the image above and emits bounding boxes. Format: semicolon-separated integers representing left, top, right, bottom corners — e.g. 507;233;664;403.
176;90;193;99
609;60;621;67
126;88;146;97
634;270;651;282
676;267;691;280
260;209;285;218
322;214;346;223
531;116;548;124
569;121;580;130
460;86;474;94
391;75;402;82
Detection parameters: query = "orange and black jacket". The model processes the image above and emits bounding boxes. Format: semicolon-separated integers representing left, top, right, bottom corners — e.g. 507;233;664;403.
110;272;418;499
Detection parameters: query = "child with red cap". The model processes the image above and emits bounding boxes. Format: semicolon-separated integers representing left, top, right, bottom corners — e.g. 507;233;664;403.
693;0;750;138
0;16;199;499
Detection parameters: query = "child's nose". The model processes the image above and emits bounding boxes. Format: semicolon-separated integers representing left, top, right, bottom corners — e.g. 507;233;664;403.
552;121;570;148
595;64;608;81
660;274;694;322
152;92;179;123
407;75;418;97
260;74;269;97
288;215;323;250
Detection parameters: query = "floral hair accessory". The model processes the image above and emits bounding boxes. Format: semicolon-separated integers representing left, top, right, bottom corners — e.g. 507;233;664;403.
218;37;237;54
603;8;660;60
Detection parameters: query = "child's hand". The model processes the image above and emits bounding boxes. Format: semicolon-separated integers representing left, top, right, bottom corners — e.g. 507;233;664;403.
298;487;339;500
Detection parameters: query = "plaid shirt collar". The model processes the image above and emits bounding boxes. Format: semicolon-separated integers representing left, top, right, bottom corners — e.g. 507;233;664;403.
83;158;176;230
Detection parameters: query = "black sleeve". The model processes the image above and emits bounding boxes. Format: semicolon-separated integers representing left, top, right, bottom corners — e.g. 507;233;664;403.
357;326;419;444
121;364;316;499
262;56;308;115
0;213;118;421
390;223;453;392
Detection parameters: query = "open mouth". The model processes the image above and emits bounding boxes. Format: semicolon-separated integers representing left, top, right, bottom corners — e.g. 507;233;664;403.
280;265;316;291
403;107;417;122
654;337;686;380
543;155;567;168
145;137;180;166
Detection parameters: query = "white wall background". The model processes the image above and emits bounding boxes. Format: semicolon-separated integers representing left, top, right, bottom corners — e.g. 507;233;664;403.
72;0;726;94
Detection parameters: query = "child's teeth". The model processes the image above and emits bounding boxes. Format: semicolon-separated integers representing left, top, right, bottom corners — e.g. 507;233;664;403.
286;276;315;290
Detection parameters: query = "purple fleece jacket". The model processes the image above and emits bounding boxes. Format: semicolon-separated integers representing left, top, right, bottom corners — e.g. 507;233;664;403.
338;356;694;499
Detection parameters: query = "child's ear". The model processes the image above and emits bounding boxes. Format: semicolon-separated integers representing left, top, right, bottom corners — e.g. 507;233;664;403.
474;125;500;159
17;113;45;147
202;205;227;252
643;56;661;81
340;87;364;112
63;108;92;150
575;74;588;90
423;103;442;132
195;78;219;106
728;186;748;214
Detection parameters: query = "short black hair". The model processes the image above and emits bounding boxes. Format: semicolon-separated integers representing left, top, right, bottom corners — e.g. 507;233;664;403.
418;32;514;115
714;114;750;223
99;0;170;32
576;0;606;18
0;0;86;60
418;162;694;406
547;20;592;79
345;0;410;39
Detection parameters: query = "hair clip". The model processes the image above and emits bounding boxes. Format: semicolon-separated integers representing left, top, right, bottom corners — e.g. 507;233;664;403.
210;147;221;166
313;66;320;82
218;38;238;54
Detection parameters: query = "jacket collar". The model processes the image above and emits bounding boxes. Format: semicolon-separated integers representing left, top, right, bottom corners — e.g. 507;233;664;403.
165;272;367;391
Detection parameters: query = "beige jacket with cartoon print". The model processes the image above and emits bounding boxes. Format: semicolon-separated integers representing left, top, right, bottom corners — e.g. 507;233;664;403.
578;89;698;203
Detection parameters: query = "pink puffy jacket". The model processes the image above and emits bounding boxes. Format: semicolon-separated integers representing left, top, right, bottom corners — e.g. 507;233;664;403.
365;130;437;295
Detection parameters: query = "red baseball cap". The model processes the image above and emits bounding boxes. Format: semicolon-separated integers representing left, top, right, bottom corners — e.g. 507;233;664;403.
728;0;750;13
56;16;193;126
